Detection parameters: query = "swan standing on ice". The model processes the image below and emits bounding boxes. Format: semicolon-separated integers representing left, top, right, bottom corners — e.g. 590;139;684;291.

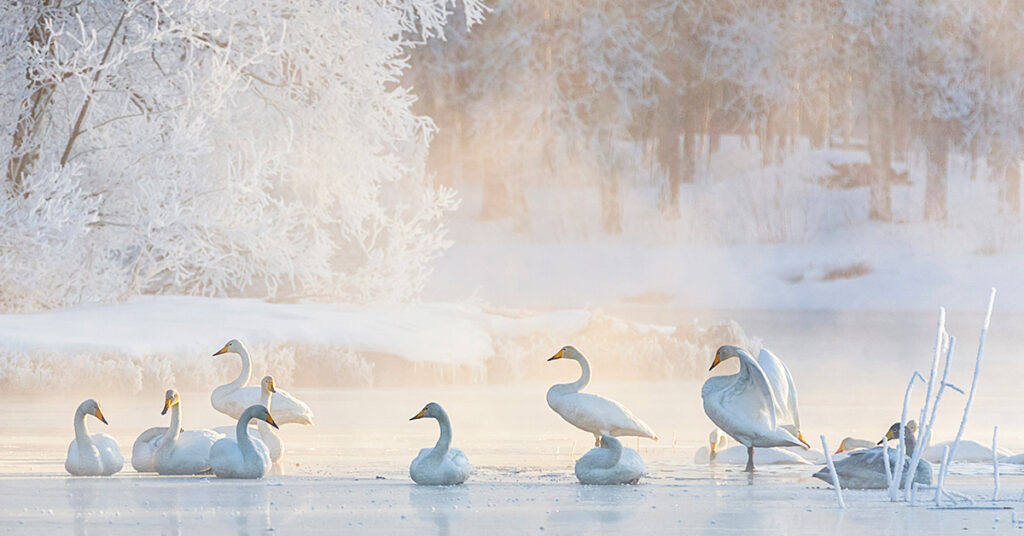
812;422;932;489
702;345;808;472
214;376;285;463
65;399;123;476
546;346;658;446
211;339;314;426
210;405;278;479
575;434;645;485
409;402;472;485
154;389;223;475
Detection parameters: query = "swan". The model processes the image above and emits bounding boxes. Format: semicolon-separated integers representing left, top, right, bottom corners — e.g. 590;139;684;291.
154;389;223;475
756;348;806;445
546;346;658;446
835;437;877;454
923;440;1013;463
694;429;811;465
812;422;932;489
211;339;314;426
702;345;808;472
409;402;472;485
209;404;278;479
65;399;123;476
575;434;645;485
214;376;284;463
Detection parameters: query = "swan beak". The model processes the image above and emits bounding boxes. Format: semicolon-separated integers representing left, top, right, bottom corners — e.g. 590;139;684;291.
94;408;108;425
797;431;809;449
835;445;845;454
547;349;564;361
410;408;426;420
268;381;276;393
265;413;279;429
212;344;229;356
878;430;896;445
161;398;172;415
709;355;721;371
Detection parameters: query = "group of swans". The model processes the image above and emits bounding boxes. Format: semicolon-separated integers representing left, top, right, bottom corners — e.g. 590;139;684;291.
813;421;932;489
66;339;312;479
546;346;653;485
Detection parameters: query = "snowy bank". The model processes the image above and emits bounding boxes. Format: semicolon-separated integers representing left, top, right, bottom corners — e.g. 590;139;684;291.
0;296;750;393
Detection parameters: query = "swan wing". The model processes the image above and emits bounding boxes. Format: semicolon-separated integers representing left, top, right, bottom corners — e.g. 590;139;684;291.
214;387;314;425
550;392;657;439
91;433;124;473
131;426;167;472
756;348;800;429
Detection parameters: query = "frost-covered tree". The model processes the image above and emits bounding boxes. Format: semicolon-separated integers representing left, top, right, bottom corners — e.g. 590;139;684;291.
0;0;484;311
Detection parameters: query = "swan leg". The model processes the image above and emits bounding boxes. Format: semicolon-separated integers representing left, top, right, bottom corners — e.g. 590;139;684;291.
594;434;601;447
745;446;755;473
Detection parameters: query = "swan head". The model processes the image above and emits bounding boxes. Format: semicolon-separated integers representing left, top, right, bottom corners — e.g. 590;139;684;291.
709;345;745;370
410;402;445;421
78;399;108;425
262;376;277;393
213;339;244;357
162;389;181;415
878;420;918;444
835;437;857;454
249;404;279;429
548;345;584;362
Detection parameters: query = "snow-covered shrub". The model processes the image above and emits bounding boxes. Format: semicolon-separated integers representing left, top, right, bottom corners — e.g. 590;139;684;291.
0;0;484;311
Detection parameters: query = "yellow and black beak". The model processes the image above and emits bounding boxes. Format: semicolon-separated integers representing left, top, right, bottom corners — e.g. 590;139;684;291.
878;430;895;445
268;380;277;393
835;444;845;454
161;397;173;415
547;348;564;362
797;431;809;449
95;407;108;425
212;343;229;356
410;408;426;421
709;354;722;371
265;413;279;430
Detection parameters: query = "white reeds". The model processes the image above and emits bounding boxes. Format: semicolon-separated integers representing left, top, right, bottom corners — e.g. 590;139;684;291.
993;426;1000;501
820;435;846;509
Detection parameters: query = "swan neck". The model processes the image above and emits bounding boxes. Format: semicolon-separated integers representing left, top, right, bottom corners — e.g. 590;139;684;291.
229;347;253;392
904;429;916;454
432;411;453;457
260;386;272;409
570;355;591;392
603;438;623;468
73;409;91;447
164;404;182;443
236;408;256;454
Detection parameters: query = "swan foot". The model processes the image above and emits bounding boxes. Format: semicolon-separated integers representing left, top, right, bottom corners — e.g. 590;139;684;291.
594;434;601;447
744;446;755;473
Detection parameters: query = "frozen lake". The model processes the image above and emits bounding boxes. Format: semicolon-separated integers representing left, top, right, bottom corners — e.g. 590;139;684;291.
3;378;1024;534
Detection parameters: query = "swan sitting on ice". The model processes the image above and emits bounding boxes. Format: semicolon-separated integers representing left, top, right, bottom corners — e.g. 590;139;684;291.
923;440;1013;463
575;434;645;485
153;389;223;475
65;399;123;476
409;402;472;485
214;376;285;463
702;345;808;472
812;422;932;489
211;339;314;426
694;429;811;465
546;346;658;446
210;405;277;479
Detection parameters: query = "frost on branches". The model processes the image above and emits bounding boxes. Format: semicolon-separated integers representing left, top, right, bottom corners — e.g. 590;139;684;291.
0;0;484;312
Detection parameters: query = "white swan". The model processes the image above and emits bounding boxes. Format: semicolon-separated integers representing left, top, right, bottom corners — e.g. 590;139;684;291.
154;389;223;475
813;422;932;489
409;402;472;485
65;399;123;476
702;345;808;472
575;434;645;485
694;429;811;465
211;339;314;426
546;346;658;446
210;404;277;479
756;348;806;445
923;440;1013;463
214;376;284;463
835;437;876;454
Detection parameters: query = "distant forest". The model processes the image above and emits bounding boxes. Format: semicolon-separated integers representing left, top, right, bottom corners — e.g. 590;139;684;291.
410;1;1024;232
